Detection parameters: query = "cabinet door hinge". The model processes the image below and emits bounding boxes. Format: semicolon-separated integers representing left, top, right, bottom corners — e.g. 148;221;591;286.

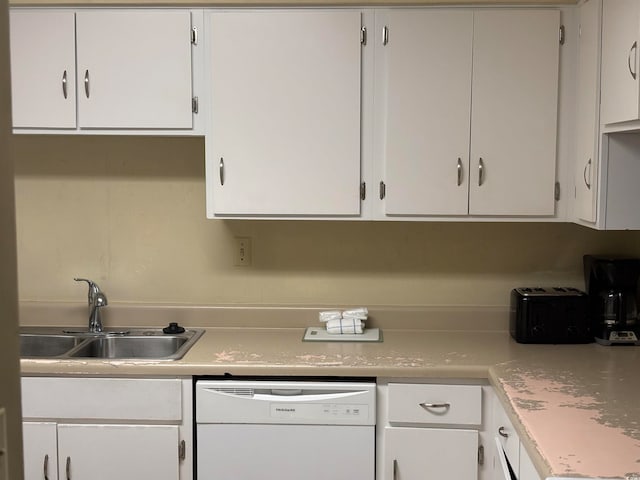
191;26;198;45
360;26;367;45
555;181;561;201
379;181;386;200
360;182;366;200
192;96;199;114
179;440;186;461
478;445;484;466
559;25;565;45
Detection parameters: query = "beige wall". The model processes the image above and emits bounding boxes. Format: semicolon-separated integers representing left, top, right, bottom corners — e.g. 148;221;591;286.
0;0;24;476
12;135;640;314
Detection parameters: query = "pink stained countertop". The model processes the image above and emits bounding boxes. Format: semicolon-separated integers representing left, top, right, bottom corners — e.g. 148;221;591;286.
490;344;640;480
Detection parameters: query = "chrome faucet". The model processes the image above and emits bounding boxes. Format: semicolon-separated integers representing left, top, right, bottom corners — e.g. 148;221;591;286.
74;278;108;333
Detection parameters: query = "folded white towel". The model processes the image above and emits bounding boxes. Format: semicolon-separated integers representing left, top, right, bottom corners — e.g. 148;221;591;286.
319;310;343;322
342;307;368;321
326;318;364;334
343;307;368;317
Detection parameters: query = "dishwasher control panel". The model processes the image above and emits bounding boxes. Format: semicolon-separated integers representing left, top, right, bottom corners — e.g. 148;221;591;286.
196;380;376;426
270;403;369;420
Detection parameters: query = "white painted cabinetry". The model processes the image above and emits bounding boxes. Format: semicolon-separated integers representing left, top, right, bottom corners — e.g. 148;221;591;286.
376;9;560;218
378;10;473;216
10;9;197;133
573;0;602;224
21;377;192;480
379;382;484;480
22;422;58;480
571;0;640;230
205;10;363;217
75;11;193;129
600;0;640;126
491;391;542;480
9;10;76;129
57;424;179;480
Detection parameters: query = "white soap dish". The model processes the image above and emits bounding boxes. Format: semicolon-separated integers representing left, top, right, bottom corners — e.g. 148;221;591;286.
303;327;381;342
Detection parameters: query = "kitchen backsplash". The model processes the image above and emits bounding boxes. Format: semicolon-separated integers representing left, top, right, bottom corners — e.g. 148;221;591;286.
12;135;640;308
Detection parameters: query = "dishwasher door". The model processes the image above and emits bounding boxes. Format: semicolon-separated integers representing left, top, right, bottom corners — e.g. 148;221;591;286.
196;380;375;480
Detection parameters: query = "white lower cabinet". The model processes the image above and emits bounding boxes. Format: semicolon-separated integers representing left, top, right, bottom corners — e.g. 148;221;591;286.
21;377;192;480
22;422;58;480
491;390;542;480
384;426;478;479
23;422;179;480
379;382;485;480
58;424;179;480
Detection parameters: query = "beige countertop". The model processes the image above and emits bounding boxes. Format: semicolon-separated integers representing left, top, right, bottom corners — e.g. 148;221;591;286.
17;303;640;479
9;0;575;6
19;325;640;479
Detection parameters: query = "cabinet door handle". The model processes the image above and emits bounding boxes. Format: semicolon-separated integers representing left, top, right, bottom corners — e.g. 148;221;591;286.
62;71;68;99
498;426;509;438
43;454;49;480
392;459;398;480
219;157;225;186
84;70;90;98
478;158;485;186
457;158;463;186
382;26;389;46
420;402;451;410
583;158;592;189
629;41;638;80
66;456;71;480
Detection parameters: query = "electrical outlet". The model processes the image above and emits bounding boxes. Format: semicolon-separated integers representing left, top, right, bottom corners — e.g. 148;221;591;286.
234;237;252;266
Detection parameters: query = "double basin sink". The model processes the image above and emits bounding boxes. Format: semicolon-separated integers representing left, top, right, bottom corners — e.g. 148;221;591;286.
20;326;204;361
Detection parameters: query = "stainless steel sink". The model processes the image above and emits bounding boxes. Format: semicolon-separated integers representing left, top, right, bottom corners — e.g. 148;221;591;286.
20;334;82;357
69;335;190;360
19;327;203;361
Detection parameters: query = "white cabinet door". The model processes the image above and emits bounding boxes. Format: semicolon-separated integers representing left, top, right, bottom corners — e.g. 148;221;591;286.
380;10;473;216
574;0;602;223
492;399;520;478
518;443;542;480
76;10;193;129
57;424;179;480
22;422;58;480
208;10;362;216
601;0;640;125
384;427;478;480
469;10;559;216
9;10;76;128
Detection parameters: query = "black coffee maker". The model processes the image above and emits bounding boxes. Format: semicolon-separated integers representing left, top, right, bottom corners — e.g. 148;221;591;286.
584;255;640;345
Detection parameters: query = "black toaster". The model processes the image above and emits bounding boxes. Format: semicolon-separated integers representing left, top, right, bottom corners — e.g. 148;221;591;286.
510;287;592;344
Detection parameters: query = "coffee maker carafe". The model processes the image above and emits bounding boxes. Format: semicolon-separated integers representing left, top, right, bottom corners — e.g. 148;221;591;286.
584;255;640;345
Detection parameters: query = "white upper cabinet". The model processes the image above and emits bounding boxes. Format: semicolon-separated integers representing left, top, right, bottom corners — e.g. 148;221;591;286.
574;0;602;224
10;10;76;129
10;9;196;132
76;11;193;129
469;10;559;216
377;9;560;218
206;10;362;217
601;0;640;126
380;10;473;216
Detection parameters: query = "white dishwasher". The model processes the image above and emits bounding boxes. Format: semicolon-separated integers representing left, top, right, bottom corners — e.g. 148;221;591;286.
195;379;376;480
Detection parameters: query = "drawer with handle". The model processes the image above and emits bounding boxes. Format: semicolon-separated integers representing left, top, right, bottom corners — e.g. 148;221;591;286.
388;383;482;426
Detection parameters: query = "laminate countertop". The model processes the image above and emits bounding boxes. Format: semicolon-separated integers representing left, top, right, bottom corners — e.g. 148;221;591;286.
19;325;640;479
